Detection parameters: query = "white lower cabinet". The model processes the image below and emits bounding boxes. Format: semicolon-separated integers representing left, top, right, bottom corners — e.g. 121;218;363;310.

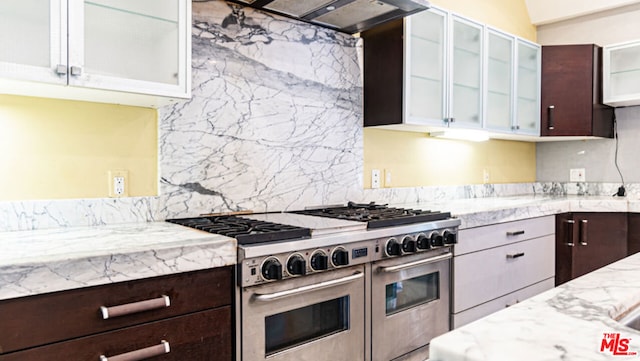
452;216;555;328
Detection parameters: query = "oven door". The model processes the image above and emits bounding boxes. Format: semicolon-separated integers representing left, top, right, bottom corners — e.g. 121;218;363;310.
371;250;451;361
241;265;365;361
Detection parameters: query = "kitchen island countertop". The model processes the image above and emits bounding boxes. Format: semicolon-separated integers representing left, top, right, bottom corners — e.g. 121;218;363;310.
0;222;235;300
429;251;640;361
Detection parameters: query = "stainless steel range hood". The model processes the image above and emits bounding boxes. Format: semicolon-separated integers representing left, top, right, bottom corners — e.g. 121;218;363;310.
228;0;430;34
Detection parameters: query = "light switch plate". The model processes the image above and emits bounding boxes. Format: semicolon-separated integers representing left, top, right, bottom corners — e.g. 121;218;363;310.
569;168;586;182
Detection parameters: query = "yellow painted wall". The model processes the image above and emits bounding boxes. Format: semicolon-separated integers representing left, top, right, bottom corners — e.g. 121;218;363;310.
0;95;157;200
363;0;537;188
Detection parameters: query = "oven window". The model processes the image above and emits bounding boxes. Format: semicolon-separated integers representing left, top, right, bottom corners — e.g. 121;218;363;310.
265;296;349;355
385;272;439;315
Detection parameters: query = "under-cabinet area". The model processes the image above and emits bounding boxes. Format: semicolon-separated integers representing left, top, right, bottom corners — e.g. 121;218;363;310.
0;267;233;361
452;216;555;328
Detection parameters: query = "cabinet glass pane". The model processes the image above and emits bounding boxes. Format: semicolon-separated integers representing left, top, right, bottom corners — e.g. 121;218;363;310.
486;32;513;130
0;0;50;67
451;19;481;125
408;10;445;120
84;0;179;84
516;42;539;133
609;46;640;97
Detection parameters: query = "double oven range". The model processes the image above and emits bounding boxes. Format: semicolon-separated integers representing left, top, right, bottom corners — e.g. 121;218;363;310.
168;202;460;361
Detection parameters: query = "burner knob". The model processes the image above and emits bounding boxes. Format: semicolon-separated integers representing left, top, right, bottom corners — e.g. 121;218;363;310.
331;247;350;267
287;254;307;276
416;234;431;250
261;258;283;281
310;252;329;271
385;238;401;257
430;233;444;247
402;236;417;253
444;230;457;245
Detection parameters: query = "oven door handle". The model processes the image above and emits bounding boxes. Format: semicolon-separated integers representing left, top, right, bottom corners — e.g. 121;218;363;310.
252;272;364;302
378;252;452;273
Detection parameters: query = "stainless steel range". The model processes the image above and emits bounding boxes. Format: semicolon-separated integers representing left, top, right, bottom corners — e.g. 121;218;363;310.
168;202;460;361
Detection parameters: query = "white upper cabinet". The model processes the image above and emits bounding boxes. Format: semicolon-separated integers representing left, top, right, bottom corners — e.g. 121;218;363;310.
515;39;541;135
484;29;514;132
405;8;484;129
0;0;191;107
604;40;640;107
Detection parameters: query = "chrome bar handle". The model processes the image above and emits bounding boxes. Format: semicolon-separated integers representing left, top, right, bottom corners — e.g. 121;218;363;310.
379;252;452;273
564;219;576;246
506;252;525;259
506;230;525;236
55;64;67;75
100;295;170;320
70;65;83;76
253;272;364;302
579;219;588;246
99;340;170;361
548;105;555;130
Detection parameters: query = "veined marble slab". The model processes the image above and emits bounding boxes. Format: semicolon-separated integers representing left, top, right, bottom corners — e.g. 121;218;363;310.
430;252;640;361
0;222;235;300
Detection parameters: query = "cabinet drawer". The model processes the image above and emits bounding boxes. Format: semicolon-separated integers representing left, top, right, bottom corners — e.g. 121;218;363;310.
0;266;232;354
452;278;554;329
0;307;232;361
453;235;554;313
456;216;554;255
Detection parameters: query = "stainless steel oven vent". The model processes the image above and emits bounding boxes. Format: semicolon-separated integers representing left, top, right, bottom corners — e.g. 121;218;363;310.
227;0;430;34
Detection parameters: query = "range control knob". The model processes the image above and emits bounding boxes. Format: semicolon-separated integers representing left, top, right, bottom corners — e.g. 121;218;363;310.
402;236;417;253
430;233;444;247
287;254;307;276
331;247;350;267
261;258;283;281
416;234;431;250
385;238;401;257
444;230;457;245
310;251;329;271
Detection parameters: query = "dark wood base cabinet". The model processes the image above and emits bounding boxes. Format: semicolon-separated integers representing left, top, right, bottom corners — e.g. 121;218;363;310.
0;267;233;361
555;213;627;286
629;213;640;256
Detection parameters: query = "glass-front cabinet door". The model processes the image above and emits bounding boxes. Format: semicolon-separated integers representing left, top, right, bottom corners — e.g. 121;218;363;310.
68;0;189;97
485;29;514;132
405;8;447;125
604;40;640;106
515;40;541;135
0;0;66;85
449;16;483;128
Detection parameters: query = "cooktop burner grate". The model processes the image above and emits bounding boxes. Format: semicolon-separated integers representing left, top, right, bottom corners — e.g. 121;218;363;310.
166;216;311;245
291;201;452;229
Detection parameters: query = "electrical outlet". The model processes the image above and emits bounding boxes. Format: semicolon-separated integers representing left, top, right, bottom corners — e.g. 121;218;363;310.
371;169;381;189
108;170;129;197
569;168;586;182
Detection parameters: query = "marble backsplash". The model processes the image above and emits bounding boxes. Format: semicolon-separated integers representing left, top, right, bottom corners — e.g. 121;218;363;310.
0;2;633;232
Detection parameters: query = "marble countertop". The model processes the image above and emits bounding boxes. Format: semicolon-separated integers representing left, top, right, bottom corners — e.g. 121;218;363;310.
392;195;632;229
430;251;640;361
0;222;236;301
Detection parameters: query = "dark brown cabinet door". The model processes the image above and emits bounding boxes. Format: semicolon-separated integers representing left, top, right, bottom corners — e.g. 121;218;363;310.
628;213;640;256
555;213;627;286
540;44;614;138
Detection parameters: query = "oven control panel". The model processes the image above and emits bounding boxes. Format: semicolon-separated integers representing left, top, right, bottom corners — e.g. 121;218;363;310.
238;227;458;287
239;240;375;287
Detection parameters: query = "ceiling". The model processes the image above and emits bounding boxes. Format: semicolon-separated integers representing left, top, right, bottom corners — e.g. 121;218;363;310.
525;0;640;25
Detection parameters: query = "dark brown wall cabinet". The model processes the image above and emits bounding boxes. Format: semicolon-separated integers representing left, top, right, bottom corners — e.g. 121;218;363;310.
0;267;234;361
555;213;627;286
541;44;614;138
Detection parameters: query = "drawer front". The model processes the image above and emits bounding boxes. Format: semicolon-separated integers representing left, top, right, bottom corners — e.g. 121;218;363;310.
452;278;554;329
456;216;554;255
453;235;555;313
0;266;232;354
0;307;232;361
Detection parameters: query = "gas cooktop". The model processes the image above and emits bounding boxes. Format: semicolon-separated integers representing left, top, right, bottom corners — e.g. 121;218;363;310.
290;201;453;229
166;216;311;245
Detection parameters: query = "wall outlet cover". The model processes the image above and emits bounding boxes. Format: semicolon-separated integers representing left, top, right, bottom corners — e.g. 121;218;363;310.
371;169;381;189
108;170;129;197
569;168;586;182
